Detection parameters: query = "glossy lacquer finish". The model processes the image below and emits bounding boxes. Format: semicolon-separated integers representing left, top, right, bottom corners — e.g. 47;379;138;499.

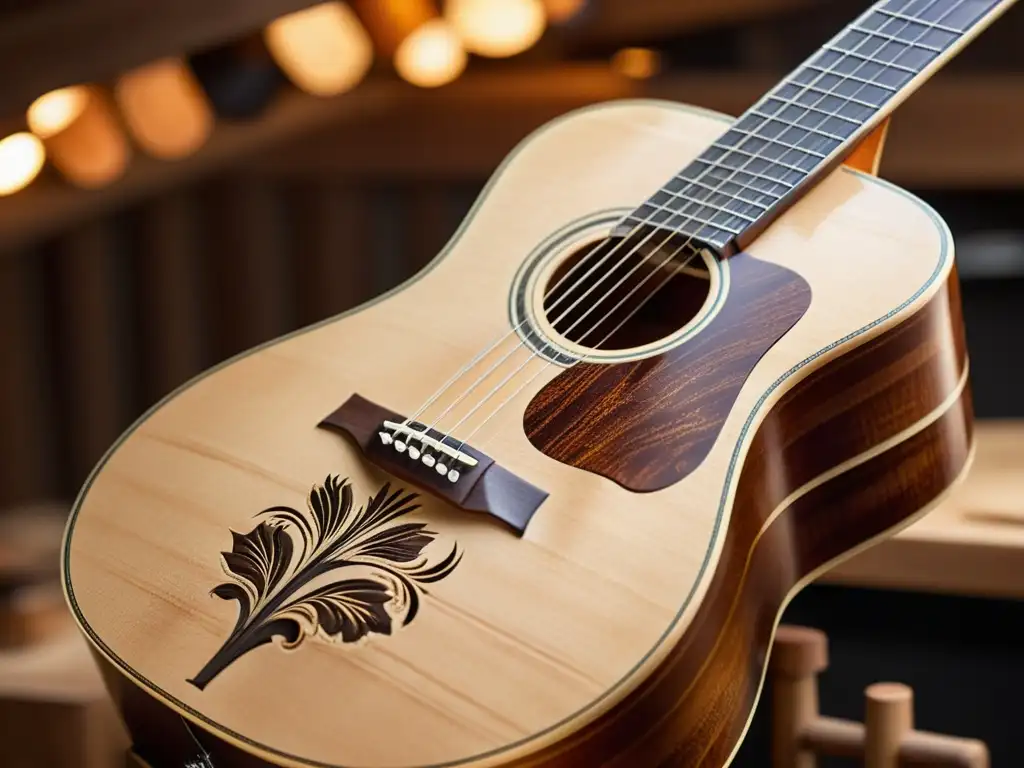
525;253;811;492
63;100;971;768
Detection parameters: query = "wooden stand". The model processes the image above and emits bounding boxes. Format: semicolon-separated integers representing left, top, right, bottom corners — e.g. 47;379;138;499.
771;625;989;768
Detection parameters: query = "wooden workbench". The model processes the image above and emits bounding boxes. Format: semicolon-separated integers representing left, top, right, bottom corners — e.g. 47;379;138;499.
823;420;1024;599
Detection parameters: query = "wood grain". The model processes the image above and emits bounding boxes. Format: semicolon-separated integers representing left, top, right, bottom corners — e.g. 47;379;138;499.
61;101;964;768
136;190;206;402
524;253;811;491
289;182;375;325
88;266;972;768
0;251;54;505
206;177;292;360
56;218;131;486
822;419;1024;599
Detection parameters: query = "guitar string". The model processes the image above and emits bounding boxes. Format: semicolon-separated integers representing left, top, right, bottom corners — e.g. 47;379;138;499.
458;0;965;450
398;145;768;431
439;0;955;459
395;234;631;431
388;2;887;440
180;714;214;768
390;0;956;465
393;0;874;451
442;0;963;456
409;180;776;436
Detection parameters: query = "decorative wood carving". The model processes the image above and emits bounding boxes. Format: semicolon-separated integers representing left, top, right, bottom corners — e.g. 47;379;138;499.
188;476;461;690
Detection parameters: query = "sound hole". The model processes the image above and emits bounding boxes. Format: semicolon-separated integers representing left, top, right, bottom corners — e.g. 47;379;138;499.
541;235;711;352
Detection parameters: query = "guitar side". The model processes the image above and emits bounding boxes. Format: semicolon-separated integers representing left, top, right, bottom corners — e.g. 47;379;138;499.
62;100;971;768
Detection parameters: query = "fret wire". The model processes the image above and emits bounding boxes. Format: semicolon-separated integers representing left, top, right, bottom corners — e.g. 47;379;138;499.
637;197;757;226
875;7;963;34
664;176;780;210
776;81;880;110
628;207;745;236
848;23;944;52
681;162;798;192
752;104;862;129
646;194;763;223
708;142;815;175
642;0;963;244
682;166;791;198
704;162;798;191
802;64;901;91
732;120;845;149
822;44;922;74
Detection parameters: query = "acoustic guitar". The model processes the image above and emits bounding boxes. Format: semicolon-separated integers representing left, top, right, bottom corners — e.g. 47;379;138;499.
62;1;1015;766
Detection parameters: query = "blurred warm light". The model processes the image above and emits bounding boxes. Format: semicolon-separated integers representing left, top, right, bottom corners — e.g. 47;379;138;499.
612;47;661;80
350;0;435;56
27;87;88;138
0;133;45;196
265;2;374;96
115;58;214;160
26;86;129;188
542;0;585;23
394;19;467;87
446;0;546;57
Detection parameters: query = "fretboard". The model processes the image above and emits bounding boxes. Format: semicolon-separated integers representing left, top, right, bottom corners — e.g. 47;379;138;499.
624;0;1014;255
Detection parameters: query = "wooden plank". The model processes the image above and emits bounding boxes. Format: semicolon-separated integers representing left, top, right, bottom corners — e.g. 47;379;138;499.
250;68;1024;188
205;177;292;361
289;182;374;325
0;83;401;254
0;250;55;505
1;66;1022;257
406;184;451;272
876;76;1024;188
0;624;129;768
136;190;205;403
56;218;130;487
577;0;816;43
821;421;1024;600
0;0;322;115
252;65;656;179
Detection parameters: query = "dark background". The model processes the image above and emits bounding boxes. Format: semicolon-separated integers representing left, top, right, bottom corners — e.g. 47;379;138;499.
0;0;1021;765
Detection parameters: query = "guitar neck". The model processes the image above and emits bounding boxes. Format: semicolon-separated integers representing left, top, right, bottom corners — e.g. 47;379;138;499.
626;0;1019;256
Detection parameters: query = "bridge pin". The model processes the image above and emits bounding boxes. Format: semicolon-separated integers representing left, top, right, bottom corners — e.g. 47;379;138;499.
379;432;393;445
436;462;448;475
447;469;460;483
422;454;436;468
395;440;407;453
408;445;421;460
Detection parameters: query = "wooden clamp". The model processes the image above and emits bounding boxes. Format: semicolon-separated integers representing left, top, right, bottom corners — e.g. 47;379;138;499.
770;624;989;768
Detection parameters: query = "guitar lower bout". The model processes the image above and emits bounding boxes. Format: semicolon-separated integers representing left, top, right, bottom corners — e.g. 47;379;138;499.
61;93;975;768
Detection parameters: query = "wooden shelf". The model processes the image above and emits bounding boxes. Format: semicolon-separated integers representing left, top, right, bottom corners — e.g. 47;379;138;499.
576;0;817;44
0;0;322;116
822;420;1024;600
2;64;1023;253
0;82;403;254
252;66;1024;187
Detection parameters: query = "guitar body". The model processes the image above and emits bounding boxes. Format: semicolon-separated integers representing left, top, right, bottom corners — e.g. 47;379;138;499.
62;100;972;768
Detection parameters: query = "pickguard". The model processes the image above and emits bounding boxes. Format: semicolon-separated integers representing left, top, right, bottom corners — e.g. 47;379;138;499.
523;253;812;492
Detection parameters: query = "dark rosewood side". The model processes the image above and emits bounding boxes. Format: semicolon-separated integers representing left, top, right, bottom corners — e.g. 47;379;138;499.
98;269;969;768
320;394;548;535
524;253;812;492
